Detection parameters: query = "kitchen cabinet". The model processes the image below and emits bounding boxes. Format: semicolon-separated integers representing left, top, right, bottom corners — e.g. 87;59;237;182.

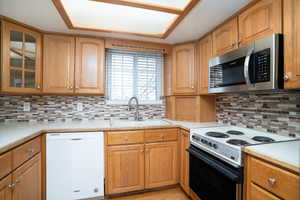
179;129;190;195
145;141;178;189
12;154;41;200
0;175;12;200
106;144;145;194
238;0;282;47
75;37;105;94
172;43;196;95
197;34;213;94
1;21;42;93
164;53;173;96
212;17;238;56
245;155;299;200
283;0;300;89
165;96;175;120
43;35;75;94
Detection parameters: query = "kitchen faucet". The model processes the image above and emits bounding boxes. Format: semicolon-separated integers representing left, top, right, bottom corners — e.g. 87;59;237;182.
128;97;141;121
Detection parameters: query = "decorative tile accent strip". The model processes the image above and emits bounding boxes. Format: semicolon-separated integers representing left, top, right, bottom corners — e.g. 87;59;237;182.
0;95;165;123
216;92;300;137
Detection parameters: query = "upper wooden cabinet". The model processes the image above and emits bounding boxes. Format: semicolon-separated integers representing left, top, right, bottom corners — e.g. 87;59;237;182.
75;37;105;94
238;0;282;46
283;0;300;89
164;53;173;96
43;35;75;94
172;43;196;95
145;142;178;189
212;17;238;56
197;34;213;94
1;21;42;93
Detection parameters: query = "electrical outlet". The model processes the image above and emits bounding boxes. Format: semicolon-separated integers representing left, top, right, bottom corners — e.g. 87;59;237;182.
23;102;31;112
77;103;83;111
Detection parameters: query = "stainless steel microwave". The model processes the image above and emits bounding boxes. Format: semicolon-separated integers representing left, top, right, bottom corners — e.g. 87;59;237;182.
208;34;283;93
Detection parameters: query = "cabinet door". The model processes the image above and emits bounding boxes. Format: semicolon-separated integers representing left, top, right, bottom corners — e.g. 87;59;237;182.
172;43;196;94
0;175;12;200
180;130;190;195
164;53;173;96
75;37;105;94
212;17;238;56
12;154;41;200
2;21;42;93
43;35;75;94
145;142;178;189
198;34;212;94
249;183;280;200
284;0;300;89
238;0;282;46
106;144;144;194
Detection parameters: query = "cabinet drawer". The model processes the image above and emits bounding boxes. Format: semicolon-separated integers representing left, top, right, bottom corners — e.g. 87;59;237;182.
145;129;178;143
107;130;144;145
12;137;41;169
249;183;280;200
0;151;12;179
249;157;299;200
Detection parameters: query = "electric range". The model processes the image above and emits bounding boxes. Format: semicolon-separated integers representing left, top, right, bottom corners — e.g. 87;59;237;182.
190;126;293;167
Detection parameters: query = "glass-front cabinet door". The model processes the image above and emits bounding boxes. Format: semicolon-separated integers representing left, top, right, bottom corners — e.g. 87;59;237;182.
2;21;42;93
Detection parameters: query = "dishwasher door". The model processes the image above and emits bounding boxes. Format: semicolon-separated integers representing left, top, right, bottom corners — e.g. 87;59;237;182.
46;132;104;200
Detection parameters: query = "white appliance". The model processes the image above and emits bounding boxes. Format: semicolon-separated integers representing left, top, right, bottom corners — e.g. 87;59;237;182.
46;132;104;200
190;126;293;167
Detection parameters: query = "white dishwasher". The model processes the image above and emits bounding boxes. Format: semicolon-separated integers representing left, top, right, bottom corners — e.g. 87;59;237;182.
46;132;104;200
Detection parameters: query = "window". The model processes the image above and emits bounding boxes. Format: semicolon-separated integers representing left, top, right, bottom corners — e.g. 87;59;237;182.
106;49;163;104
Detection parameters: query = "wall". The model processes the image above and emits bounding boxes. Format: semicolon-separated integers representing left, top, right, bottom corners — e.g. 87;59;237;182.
216;92;300;137
0;95;165;123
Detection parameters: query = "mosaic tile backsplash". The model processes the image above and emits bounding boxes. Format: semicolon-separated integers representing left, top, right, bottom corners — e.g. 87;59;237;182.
0;95;165;123
216;92;300;137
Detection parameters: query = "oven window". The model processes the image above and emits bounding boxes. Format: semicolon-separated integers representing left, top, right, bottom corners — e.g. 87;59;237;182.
219;57;246;87
189;153;237;200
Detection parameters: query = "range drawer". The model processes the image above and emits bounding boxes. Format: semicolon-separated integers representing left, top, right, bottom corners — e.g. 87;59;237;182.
249;183;280;200
249;157;299;200
145;128;178;143
106;130;144;145
0;151;12;179
12;137;41;170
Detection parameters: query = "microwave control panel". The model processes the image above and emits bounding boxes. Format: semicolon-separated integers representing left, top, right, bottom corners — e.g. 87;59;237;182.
254;48;271;83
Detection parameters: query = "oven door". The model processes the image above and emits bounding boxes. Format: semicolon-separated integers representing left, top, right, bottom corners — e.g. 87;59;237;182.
187;145;243;200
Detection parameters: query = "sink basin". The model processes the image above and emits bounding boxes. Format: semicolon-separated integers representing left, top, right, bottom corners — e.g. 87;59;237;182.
110;120;170;127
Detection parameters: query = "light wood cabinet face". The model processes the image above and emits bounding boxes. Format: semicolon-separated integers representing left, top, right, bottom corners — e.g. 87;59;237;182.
198;34;212;94
238;0;282;46
212;18;238;56
0;175;12;200
106;144;145;194
75;37;105;94
284;0;300;89
175;96;199;122
249;183;280;200
172;43;196;94
12;154;41;200
145;142;178;189
164;54;173;96
2;21;42;93
43;35;75;94
180;130;190;195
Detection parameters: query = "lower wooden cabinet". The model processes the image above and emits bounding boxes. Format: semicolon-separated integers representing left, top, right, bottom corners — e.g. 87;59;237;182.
0;175;12;200
248;182;280;200
145;142;178;189
179;129;190;195
106;144;145;194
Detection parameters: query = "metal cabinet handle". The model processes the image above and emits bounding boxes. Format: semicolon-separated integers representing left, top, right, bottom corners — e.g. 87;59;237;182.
284;74;289;81
267;178;276;186
230;42;236;46
8;184;16;189
15;179;21;183
27;148;34;153
36;84;41;89
238;40;242;44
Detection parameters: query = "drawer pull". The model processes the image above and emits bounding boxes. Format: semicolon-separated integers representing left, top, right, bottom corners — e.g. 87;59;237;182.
267;178;276;186
27;148;35;153
8;184;16;189
15;179;21;183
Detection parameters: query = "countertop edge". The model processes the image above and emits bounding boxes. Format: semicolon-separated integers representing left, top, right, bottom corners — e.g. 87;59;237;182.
244;147;300;174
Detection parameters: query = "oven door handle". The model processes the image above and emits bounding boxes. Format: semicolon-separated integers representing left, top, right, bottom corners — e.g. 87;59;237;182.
244;48;254;85
187;147;242;182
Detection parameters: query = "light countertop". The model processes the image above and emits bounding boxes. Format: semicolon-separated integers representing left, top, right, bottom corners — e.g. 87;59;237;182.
0;119;221;154
244;140;300;173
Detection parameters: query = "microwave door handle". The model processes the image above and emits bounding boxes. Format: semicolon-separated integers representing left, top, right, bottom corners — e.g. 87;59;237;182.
244;48;254;85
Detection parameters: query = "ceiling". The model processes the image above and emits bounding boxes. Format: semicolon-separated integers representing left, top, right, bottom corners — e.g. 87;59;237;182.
0;0;251;44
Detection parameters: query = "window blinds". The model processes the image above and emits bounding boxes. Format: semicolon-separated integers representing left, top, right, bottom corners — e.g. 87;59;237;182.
106;49;163;104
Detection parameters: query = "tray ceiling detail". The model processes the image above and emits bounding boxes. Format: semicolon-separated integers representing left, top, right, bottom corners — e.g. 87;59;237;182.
52;0;200;38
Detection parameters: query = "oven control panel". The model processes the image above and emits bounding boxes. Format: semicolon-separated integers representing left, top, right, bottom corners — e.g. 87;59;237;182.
191;134;241;166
